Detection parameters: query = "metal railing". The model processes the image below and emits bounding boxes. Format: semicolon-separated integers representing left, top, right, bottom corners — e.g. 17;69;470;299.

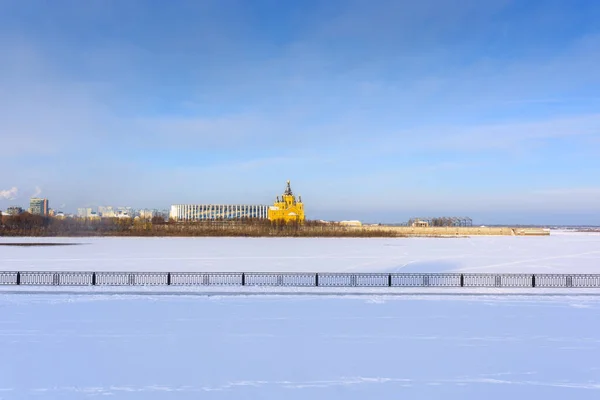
1;271;600;288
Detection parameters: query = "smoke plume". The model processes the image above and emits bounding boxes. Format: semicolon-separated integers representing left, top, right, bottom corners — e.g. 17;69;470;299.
0;187;18;200
32;186;42;197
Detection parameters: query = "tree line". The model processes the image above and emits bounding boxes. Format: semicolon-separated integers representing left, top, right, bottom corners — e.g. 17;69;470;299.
0;213;400;237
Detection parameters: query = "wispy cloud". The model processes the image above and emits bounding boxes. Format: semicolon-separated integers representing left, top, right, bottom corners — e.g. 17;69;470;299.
532;188;600;196
357;113;600;157
423;114;600;152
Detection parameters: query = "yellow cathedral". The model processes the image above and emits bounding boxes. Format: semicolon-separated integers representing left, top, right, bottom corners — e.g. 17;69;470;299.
268;180;305;223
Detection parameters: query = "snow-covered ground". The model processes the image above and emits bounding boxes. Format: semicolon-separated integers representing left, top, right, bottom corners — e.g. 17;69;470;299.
2;231;600;398
2;293;600;399
1;230;599;273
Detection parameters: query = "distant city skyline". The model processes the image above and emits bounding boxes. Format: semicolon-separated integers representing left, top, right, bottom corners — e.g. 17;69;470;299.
1;1;599;225
1;192;598;226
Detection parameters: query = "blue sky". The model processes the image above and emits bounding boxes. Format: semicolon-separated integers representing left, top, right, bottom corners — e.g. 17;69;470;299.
1;0;599;224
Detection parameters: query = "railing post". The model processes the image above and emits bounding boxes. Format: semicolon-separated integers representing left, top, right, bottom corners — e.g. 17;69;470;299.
532;274;536;288
16;272;21;285
92;272;96;286
566;275;573;288
315;273;319;287
167;272;171;286
460;274;464;287
388;274;392;287
242;273;245;286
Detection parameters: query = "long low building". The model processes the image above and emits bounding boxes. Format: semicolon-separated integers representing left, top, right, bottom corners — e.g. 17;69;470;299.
170;204;269;221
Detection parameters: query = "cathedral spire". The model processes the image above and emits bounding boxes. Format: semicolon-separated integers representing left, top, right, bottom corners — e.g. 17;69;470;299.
284;180;293;196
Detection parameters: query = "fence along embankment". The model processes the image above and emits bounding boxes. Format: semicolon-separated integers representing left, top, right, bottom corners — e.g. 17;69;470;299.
0;272;597;288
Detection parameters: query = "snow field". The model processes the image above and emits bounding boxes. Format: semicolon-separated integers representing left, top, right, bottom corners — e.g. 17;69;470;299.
2;294;600;399
1;231;599;274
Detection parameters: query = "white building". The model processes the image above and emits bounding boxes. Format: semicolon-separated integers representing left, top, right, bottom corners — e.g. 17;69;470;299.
138;209;154;219
98;206;116;218
340;220;362;227
170;204;269;221
97;206;134;218
116;208;132;219
77;208;93;218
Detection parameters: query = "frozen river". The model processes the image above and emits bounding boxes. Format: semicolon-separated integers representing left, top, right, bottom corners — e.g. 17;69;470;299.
0;231;599;274
2;232;600;399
